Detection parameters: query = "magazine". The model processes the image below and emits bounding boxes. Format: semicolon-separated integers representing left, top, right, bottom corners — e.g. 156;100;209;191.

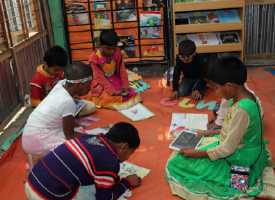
85;124;113;135
169;113;208;139
218;31;240;44
187;11;208;24
169;130;204;151
67;3;89;25
186;32;220;46
93;2;108;19
207;11;219;23
94;18;110;37
143;0;160;11
117;35;135;58
116;9;136;22
119;103;155;121
115;0;135;10
143;46;164;56
140;11;161;38
75;100;87;115
119;161;151;179
216;9;240;23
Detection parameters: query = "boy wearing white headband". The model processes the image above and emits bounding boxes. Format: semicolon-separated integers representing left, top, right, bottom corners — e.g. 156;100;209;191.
22;61;95;182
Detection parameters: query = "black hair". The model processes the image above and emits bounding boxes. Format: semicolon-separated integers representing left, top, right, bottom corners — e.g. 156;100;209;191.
106;122;140;149
178;40;196;56
207;55;247;85
100;29;118;46
200;55;218;79
64;61;93;82
43;45;68;67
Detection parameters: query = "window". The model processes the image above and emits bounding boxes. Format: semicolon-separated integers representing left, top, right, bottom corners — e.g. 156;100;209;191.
0;0;43;53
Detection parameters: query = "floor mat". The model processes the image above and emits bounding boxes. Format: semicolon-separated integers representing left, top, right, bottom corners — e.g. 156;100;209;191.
0;68;275;200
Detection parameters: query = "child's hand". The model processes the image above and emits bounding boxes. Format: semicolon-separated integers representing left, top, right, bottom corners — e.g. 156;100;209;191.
196;130;211;137
192;90;202;100
126;174;141;187
113;90;123;96
169;91;179;100
180;148;199;158
122;88;130;97
207;116;218;130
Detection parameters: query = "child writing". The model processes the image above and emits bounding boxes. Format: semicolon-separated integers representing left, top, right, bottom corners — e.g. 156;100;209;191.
169;40;206;101
23;61;94;178
88;29;142;110
25;122;142;199
201;56;264;130
166;56;275;199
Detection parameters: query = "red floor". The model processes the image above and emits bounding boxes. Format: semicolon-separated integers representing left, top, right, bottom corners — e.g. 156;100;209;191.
0;67;274;200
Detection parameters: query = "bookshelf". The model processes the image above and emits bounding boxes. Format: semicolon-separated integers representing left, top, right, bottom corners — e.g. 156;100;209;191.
172;0;245;61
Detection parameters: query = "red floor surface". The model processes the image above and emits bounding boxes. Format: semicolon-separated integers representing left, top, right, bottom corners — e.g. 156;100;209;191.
0;67;274;200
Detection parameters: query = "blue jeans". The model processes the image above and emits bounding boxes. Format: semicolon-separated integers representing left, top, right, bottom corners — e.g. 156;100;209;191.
178;77;206;97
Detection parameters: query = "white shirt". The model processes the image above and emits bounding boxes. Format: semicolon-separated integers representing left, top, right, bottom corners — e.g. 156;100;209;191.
23;80;76;136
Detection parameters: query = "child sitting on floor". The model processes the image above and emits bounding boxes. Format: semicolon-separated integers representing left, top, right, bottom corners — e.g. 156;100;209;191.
30;46;95;115
201;56;264;130
23;61;94;174
166;56;275;199
25;122;142;200
169;40;206;101
88;29;142;110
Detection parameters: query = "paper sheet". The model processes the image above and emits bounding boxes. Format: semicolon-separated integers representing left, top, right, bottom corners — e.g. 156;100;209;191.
85;124;113;135
119;161;151;179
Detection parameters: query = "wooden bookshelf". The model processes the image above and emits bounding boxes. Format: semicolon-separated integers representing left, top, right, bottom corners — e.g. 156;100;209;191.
173;0;245;60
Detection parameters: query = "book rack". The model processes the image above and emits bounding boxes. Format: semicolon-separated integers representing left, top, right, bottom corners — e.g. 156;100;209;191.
61;0;171;85
172;0;245;61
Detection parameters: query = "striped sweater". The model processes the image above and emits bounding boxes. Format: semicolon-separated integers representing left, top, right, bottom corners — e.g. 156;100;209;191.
27;134;132;199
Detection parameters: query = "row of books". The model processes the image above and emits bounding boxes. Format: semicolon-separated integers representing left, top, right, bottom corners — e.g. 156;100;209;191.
67;1;161;25
176;31;241;46
175;9;240;25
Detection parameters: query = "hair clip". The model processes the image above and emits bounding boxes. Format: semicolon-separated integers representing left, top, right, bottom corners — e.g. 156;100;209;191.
66;76;93;84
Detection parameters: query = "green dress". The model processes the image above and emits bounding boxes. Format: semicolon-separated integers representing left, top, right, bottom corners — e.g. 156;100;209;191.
166;98;270;199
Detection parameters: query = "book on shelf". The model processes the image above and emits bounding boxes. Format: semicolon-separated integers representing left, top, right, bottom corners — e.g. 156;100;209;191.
186;32;220;46
174;0;194;2
140;11;161;38
142;46;164;57
176;34;187;46
218;31;240;44
169;113;208;139
93;2;108;19
207;11;219;23
67;3;89;25
117;35;135;58
187;11;208;24
216;9;240;23
175;13;189;25
116;9;136;22
115;0;135;10
143;0;160;11
94;18;110;37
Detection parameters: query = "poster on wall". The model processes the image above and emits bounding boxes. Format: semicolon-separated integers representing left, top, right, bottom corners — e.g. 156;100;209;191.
67;3;89;25
93;2;109;19
117;35;135;58
140;11;161;38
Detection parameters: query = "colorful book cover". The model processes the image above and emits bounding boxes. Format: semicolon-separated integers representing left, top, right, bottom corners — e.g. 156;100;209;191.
207;11;220;23
115;0;135;10
94;18;110;37
169;113;208;139
118;103;155;121
143;0;160;11
116;9;136;22
119;161;151;179
143;46;164;56
117;35;135;58
219;31;240;44
140;11;161;38
175;12;189;25
93;2;108;19
176;34;187;46
67;3;89;25
74;100;87;115
187;11;208;24
186;32;220;46
216;9;240;23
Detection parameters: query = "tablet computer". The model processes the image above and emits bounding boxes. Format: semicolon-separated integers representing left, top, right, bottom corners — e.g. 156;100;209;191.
169;130;204;151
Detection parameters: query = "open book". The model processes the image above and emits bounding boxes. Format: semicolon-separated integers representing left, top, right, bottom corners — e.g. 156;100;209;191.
119;161;151;179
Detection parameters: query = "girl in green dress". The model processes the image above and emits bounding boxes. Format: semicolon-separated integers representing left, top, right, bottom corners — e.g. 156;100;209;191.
166;56;275;199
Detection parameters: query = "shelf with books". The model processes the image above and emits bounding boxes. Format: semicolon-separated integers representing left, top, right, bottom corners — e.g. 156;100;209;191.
172;0;245;61
174;0;245;12
175;22;243;34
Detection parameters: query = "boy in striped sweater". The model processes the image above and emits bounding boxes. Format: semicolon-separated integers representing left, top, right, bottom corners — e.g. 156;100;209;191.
25;122;142;199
